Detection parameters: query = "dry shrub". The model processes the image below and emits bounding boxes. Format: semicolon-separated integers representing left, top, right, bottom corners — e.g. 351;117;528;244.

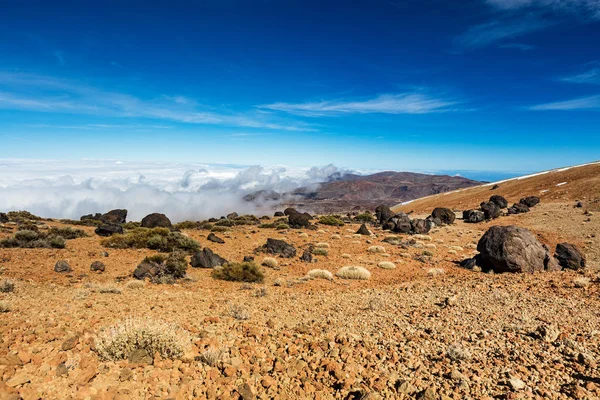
102;227;200;253
574;277;591;288
447;343;471;361
0;279;15;293
336;266;371;280
0;301;9;313
331;234;341;239
368;246;386;254
199;347;223;367
341;253;352;259
94;317;190;361
315;242;330;249
261;257;278;269
378;261;396;269
212;262;265;283
427;268;445;276
124;280;145;290
228;304;250;320
307;269;333;280
299;233;309;238
413;234;432;241
312;248;329;256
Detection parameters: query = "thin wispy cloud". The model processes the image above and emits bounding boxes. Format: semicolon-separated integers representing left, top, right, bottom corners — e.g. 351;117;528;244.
0;72;315;132
561;61;600;85
530;94;600;110
455;0;600;51
258;93;463;117
498;42;536;51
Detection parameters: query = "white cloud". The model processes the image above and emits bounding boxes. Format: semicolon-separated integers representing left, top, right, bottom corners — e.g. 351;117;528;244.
486;0;600;18
529;94;600;110
259;93;462;117
0;159;357;222
561;62;600;85
498;42;536;51
0;72;315;132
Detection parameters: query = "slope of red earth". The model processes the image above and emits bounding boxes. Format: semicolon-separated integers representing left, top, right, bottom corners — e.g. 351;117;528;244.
1;165;600;399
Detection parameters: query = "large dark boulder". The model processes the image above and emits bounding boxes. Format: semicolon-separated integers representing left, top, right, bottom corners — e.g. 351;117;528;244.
284;208;298;216
555;243;586;270
90;261;105;273
356;224;371;236
431;208;455;225
475;225;556;273
375;205;395;225
274;211;285;217
95;224;124;237
0;213;7;223
480;202;501;220
54;260;72;273
101;209;128;224
386;213;411;234
411;219;432;234
226;212;239;219
490;195;508;209
141;213;172;229
507;203;529;215
300;249;313;263
520;196;540;208
190;248;228;268
207;233;225;244
288;212;311;228
258;238;296;258
463;210;485;223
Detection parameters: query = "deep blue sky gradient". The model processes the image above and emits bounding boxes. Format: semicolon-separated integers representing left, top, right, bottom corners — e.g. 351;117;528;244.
1;0;599;177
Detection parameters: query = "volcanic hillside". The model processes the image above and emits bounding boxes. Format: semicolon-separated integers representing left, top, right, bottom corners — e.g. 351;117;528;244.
393;161;600;214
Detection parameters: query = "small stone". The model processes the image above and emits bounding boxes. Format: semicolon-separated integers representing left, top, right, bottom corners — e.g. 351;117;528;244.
56;363;69;377
54;260;72;273
119;368;133;382
261;376;276;388
90;261;105;273
237;382;255;400
509;378;526;390
7;373;30;387
61;336;79;351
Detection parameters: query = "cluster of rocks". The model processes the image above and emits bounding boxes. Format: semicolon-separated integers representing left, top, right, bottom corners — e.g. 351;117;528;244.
463;195;541;223
375;205;455;235
461;225;586;273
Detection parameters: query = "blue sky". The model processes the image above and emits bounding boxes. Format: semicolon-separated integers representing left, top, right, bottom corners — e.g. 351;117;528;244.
1;0;600;177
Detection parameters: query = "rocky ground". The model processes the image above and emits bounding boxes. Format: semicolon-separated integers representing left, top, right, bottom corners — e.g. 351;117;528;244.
1;200;600;399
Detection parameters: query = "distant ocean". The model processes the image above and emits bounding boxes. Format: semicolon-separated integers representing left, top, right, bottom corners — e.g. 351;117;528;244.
434;170;532;183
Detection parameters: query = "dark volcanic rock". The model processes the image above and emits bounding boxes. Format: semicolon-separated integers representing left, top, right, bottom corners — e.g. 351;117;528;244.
95;225;124;237
410;219;432;234
375;205;395;225
388;213;412;234
480;202;502;220
463;209;485;223
431;208;455;225
207;233;225;244
0;213;8;223
90;261;105;273
507;202;530;215
243;255;255;262
102;209;128;224
190;248;228;269
300;249;313;263
226;212;239;219
258;238;297;258
274;211;285;217
489;195;508;209
288;212;311;228
520;196;540;208
475;225;555;273
54;260;72;273
141;213;172;229
356;224;371;236
284;208;298;216
555;243;586;270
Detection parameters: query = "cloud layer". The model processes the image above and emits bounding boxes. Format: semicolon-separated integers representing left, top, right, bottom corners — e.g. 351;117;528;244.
0;160;354;222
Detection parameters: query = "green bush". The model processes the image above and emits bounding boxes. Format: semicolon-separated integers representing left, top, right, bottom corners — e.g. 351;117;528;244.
122;221;141;230
0;230;67;249
211;262;265;283
60;219;102;227
318;215;345;226
7;211;41;223
354;213;375;223
102;228;200;253
312;248;329;256
276;223;290;230
210;226;230;233
48;227;88;239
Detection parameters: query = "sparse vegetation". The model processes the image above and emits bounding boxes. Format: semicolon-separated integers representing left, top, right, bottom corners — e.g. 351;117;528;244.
336;266;371;280
423;250;434;257
0;301;9;313
315;242;330;248
574;276;591;288
48;227;88;239
228;304;250;320
378;261;396;269
94;317;190;361
354;213;375;223
7;210;41;223
0;279;15;293
276;223;290;230
307;269;333;280
447;343;471;361
367;245;386;254
318;215;345;226
102;227;200;253
199;347;223;367
211;262;265;283
427;268;445;276
0;229;67;249
312;248;329;256
124;280;145;290
261;257;278;269
210;225;230;233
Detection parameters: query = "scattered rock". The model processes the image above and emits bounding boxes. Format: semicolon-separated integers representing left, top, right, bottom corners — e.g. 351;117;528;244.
56;363;69;377
61;335;79;351
243;255;255;262
430;208;455;225
257;238;297;258
283;207;298;216
274;211;285;217
141;213;172;229
509;378;526;390
190;248;228;268
95;224;124;237
227;212;239;219
411;219;433;234
0;213;8;223
490;195;508;208
356;224;371;236
463;209;485;223
300;249;313;263
507;202;530;215
480;202;501;220
520;196;540;207
90;261;105;273
128;349;153;365
207;233;225;244
288;212;311;228
54;260;72;273
555;243;586;270
375;205;395;225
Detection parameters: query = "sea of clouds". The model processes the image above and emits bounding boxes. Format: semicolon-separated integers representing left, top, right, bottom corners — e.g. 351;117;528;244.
0;159;355;222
